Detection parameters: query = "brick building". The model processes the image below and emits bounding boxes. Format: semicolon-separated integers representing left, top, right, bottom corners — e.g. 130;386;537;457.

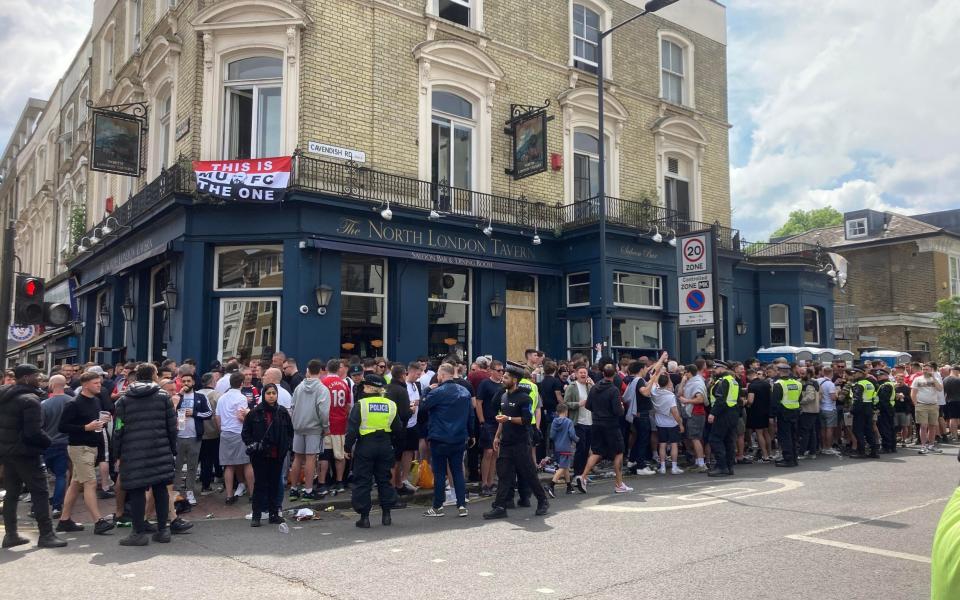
784;208;960;360
2;0;835;367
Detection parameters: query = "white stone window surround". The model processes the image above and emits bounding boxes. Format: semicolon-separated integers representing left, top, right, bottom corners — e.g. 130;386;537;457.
194;0;309;161
652;114;708;222
414;39;503;196
558;86;627;203
657;29;695;109
426;0;484;32
568;0;612;76
141;34;181;179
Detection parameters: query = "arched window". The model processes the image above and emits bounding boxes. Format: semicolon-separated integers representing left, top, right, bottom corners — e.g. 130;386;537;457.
658;31;695;108
569;1;612;76
431;90;475;191
770;304;789;346
154;90;173;171
101;23;116;92
559;87;626;204
803;306;821;346
573;130;601;201
223;55;283;159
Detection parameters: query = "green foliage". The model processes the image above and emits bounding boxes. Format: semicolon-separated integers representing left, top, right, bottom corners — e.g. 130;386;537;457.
935;298;960;364
68;203;86;249
770;207;844;240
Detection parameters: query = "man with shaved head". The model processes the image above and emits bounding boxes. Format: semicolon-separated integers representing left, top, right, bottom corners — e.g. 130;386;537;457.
42;374;72;518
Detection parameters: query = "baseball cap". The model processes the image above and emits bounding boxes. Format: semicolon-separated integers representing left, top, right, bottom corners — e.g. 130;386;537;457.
13;363;40;379
348;364;363;376
86;365;105;375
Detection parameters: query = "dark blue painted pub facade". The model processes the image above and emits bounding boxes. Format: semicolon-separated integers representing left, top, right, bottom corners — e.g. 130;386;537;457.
64;160;835;368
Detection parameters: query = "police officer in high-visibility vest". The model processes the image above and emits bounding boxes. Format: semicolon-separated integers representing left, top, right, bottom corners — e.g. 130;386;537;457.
875;368;897;453
344;373;405;528
510;368;542;506
772;363;802;467
707;361;740;477
849;368;880;459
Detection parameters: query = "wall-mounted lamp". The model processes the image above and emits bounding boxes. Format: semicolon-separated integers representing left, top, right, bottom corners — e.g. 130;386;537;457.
736;320;747;336
121;295;136;322
162;281;179;311
315;284;333;315
97;304;111;328
489;293;505;318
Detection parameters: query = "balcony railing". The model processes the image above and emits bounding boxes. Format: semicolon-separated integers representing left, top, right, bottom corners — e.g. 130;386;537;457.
741;240;822;262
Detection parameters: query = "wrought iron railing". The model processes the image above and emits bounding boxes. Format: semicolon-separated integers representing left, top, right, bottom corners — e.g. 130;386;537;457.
741;240;821;261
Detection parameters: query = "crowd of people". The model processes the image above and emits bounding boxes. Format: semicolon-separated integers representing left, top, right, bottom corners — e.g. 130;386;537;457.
2;348;958;548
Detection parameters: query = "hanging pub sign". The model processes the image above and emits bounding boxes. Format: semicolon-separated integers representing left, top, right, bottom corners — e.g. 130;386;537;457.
90;107;146;177
193;156;292;203
504;101;552;180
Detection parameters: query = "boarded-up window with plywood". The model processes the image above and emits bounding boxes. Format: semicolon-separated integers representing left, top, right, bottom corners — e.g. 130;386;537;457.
505;274;537;364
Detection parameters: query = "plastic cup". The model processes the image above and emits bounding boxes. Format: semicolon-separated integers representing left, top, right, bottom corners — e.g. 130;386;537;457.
96;411;110;433
177;408;187;430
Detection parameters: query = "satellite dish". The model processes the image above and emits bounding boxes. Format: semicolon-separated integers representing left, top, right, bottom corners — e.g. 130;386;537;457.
827;252;848;288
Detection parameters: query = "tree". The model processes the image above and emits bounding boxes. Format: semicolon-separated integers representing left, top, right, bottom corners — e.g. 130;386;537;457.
770;207;844;240
935;298;960;364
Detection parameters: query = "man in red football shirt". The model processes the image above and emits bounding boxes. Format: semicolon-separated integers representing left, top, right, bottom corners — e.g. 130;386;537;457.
322;360;353;493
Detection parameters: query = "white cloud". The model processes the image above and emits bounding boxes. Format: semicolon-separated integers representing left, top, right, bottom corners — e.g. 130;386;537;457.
729;0;960;239
0;0;90;148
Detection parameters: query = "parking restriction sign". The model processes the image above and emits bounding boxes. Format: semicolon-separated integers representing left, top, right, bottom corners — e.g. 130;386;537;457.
678;275;714;327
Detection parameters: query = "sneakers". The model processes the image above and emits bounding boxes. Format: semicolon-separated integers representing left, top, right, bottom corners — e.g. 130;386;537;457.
289;488;301;501
483;506;508;520
119;532;149;546
544;483;556;499
235;483;247;497
170;517;193;534
97;488;116;500
671;466;684;475
930;446;944;454
334;482;346;493
657;465;667;475
185;491;197;506
56;519;84;533
152;529;171;543
636;466;656;476
300;490;320;501
574;475;587;493
424;507;444;517
614;482;633;493
225;495;239;505
919;447;929;455
479;486;493;497
535;501;549;516
691;464;709;473
94;518;115;535
458;506;468;518
402;481;417;493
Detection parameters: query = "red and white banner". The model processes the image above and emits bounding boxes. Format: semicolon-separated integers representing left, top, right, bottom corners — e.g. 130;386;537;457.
193;156;291;203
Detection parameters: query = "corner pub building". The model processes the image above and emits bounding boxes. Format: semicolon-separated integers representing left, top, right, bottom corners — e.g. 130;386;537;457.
5;0;834;368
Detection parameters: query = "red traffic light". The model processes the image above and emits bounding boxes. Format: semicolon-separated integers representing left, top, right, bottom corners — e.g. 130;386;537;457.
23;278;39;297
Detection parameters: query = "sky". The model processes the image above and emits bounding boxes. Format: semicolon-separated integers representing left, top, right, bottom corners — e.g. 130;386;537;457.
1;1;959;241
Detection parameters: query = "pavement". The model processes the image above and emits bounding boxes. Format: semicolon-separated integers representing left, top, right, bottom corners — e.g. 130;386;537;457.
2;445;958;600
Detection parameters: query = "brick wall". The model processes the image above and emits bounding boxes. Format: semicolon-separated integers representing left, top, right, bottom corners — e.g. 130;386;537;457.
836;242;940;315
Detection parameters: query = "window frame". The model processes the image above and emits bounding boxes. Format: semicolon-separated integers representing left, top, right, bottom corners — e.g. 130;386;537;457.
429;0;483;31
612;271;663;310
845;218;867;238
610;318;662;349
568;0;612;76
101;23;116;93
430;88;477;194
803;306;821;346
213;244;284;292
566;271;590;307
94;290;109;348
340;255;389;359
657;30;695;108
506;273;539;353
427;267;473;361
949;255;960;297
567;317;593;359
572;3;601;72
217;296;281;361
769;303;789;346
221;54;283;160
148;262;169;361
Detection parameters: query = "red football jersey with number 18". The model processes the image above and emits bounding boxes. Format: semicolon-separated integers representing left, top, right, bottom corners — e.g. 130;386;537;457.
322;375;352;435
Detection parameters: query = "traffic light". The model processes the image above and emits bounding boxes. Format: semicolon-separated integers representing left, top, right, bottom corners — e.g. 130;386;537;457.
44;302;72;326
13;274;44;326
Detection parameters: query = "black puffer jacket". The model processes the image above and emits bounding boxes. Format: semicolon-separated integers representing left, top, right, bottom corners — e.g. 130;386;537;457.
0;384;51;458
241;401;293;459
114;381;177;490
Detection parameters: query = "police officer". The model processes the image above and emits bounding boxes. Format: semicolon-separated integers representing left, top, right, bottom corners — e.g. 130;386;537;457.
849;368;880;459
772;363;801;467
707;361;740;477
483;365;549;520
514;366;541;505
344;373;405;528
875;368;897;453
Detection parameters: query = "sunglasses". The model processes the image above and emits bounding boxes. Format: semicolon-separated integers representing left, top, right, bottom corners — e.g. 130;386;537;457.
493;369;504;373
376;364;386;368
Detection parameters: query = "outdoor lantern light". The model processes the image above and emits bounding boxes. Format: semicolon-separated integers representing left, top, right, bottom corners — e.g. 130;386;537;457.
736;320;747;336
121;296;135;322
666;229;678;247
533;234;542;245
489;293;505;318
89;228;102;245
429;209;441;220
101;216;120;236
315;284;333;315
71;320;84;336
651;226;663;244
77;236;91;253
98;305;111;328
380;201;393;220
162;281;179;310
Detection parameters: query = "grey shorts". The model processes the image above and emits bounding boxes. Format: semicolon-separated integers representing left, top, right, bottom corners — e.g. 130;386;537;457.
685;415;706;440
218;432;250;466
894;413;912;427
820;410;838;428
293;433;323;455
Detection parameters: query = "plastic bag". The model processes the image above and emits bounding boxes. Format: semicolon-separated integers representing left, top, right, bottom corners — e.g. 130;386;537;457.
416;458;434;489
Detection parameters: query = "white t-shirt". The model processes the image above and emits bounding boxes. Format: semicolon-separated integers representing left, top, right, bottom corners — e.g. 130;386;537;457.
575;382;592;426
651;385;680;428
216;388;247;434
818;378;837;411
274;385;292;409
935;373;946;406
405;381;421;428
912;375;941;405
419;370;435;392
214;375;232;395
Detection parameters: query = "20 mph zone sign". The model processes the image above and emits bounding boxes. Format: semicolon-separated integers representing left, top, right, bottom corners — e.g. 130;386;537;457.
680;234;708;274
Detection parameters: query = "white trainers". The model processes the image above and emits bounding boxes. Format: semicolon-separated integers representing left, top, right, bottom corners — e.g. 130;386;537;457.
424;507;444;517
636;466;656;476
614;482;633;493
671;466;684;475
657;465;667;475
458;506;468;517
186;491;197;506
235;483;247;497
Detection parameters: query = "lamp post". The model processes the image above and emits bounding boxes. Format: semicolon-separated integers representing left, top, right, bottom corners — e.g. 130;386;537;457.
596;0;679;355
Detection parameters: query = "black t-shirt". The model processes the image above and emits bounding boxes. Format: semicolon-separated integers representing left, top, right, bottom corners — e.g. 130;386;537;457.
476;378;504;422
944;376;960;402
635;375;653;412
747;379;772;412
537;375;563;412
499;388;532;447
895;384;912;413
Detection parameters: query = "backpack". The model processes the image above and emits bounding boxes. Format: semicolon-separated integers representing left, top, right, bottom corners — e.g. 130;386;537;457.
801;381;819;407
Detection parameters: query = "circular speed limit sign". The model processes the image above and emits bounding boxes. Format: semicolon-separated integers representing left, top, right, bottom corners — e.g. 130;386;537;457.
682;237;705;264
